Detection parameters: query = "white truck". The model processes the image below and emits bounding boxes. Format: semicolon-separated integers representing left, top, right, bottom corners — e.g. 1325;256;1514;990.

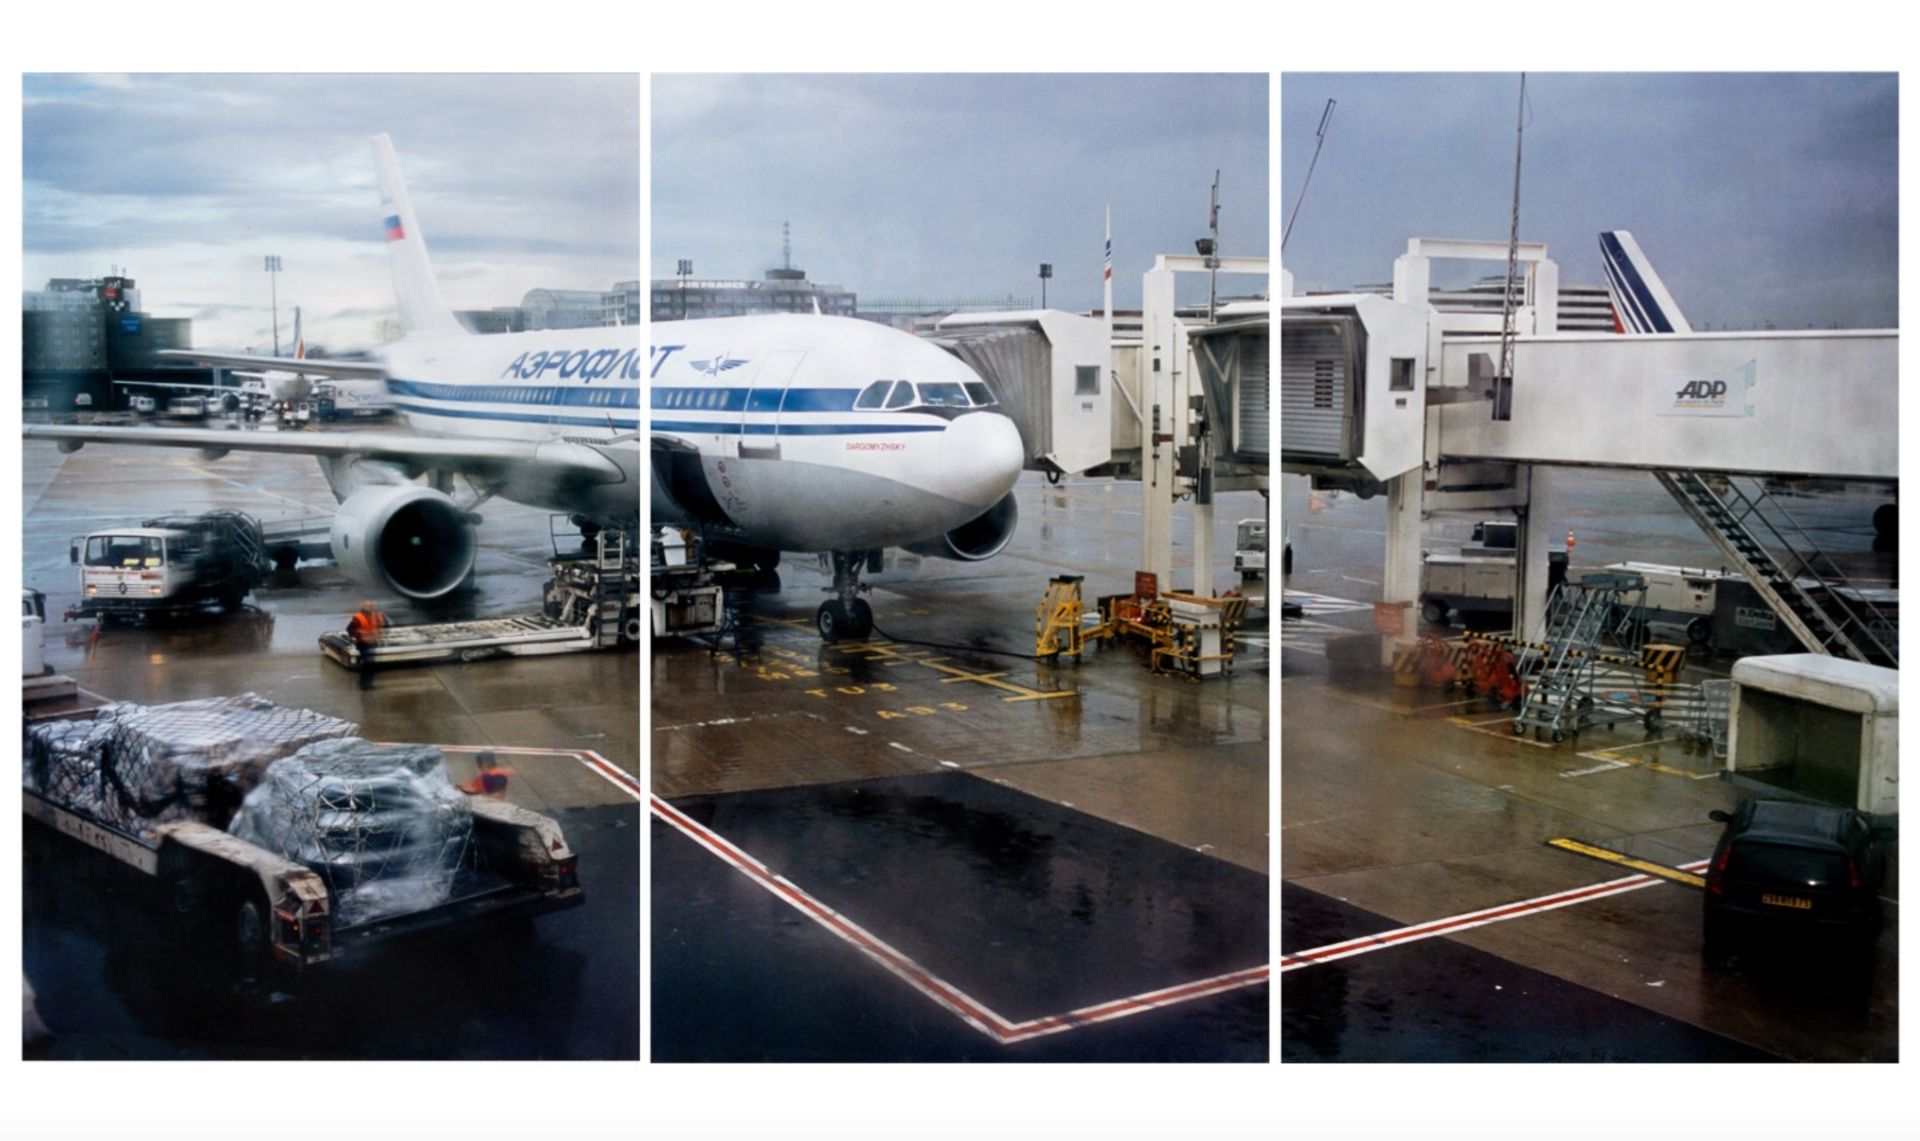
1234;520;1268;581
24;696;584;976
69;511;328;622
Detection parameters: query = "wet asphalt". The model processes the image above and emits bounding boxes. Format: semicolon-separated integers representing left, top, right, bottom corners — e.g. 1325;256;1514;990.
652;772;1268;1061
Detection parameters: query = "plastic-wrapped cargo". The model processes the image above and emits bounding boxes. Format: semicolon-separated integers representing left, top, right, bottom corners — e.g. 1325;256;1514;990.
229;739;474;927
24;694;359;838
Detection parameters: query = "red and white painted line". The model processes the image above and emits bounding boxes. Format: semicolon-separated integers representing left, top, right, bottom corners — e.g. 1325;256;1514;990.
428;743;642;801
651;794;1268;1045
1280;858;1712;974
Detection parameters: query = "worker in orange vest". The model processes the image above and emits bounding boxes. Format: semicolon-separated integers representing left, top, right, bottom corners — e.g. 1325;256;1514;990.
346;600;389;690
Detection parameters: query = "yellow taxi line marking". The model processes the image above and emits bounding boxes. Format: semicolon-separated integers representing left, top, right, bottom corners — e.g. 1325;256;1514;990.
1575;742;1718;781
1445;714;1554;748
918;659;1074;702
1546;838;1705;888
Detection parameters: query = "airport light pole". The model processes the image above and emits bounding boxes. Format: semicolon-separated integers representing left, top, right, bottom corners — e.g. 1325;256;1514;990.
1038;262;1052;309
677;259;693;320
264;255;283;356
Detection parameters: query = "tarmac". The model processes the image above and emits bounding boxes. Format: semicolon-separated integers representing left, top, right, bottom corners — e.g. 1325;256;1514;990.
650;473;1273;1061
21;425;640;1060
1279;468;1898;1063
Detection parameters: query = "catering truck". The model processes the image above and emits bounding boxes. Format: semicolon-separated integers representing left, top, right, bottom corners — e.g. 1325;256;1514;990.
69;510;327;621
24;695;583;975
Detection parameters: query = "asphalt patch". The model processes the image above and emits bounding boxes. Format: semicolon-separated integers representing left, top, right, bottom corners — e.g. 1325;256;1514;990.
1281;882;1779;1063
654;770;1268;1061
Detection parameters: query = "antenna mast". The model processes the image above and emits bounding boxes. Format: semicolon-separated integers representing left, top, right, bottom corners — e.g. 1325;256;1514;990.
1495;74;1527;420
1281;98;1336;252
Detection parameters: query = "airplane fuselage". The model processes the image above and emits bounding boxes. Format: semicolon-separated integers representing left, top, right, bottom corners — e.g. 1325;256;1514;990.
646;314;1023;553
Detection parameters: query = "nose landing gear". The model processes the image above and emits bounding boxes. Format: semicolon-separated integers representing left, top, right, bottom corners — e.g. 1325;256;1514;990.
817;550;876;641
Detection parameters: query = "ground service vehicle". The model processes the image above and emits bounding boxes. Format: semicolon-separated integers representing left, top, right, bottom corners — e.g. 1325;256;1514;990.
1703;798;1887;962
23;589;47;676
1234;520;1268;580
69;511;301;620
24;697;583;976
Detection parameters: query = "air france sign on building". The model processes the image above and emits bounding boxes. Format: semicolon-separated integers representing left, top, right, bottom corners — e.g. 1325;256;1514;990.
1657;359;1757;418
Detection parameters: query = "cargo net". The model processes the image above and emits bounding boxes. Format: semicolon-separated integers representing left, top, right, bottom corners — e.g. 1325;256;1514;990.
229;739;474;928
25;694;359;839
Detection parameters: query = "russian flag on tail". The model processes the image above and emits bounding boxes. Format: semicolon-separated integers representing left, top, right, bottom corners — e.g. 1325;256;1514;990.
384;214;406;241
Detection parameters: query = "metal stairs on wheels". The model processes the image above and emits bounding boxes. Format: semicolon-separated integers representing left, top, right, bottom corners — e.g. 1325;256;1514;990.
590;527;637;648
1512;572;1652;743
1655;471;1896;667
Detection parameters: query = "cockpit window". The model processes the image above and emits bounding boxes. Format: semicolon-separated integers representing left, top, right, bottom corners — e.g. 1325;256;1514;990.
855;381;891;410
884;381;915;409
964;382;995;407
916;382;969;408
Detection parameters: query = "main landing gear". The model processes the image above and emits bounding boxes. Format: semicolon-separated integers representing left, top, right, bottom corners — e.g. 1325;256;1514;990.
817;550;875;642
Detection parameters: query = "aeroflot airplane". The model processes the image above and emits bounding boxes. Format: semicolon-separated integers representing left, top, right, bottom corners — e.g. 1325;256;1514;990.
26;134;1023;641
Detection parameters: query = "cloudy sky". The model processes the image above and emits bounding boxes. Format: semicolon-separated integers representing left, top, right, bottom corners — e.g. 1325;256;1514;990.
1280;73;1897;330
652;74;1269;313
22;73;639;351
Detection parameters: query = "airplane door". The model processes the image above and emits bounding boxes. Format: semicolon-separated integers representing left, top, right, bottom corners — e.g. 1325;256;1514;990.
737;350;805;459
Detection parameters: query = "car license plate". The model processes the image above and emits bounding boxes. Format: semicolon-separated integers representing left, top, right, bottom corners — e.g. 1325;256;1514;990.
1761;892;1813;910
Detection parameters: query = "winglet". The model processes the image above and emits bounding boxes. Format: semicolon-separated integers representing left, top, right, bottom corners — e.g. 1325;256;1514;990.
1599;230;1692;334
372;133;466;337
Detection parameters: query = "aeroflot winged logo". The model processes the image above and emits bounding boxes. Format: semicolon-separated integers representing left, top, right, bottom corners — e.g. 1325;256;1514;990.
692;354;749;376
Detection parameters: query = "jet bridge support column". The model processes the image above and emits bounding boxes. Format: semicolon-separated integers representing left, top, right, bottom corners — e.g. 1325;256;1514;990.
1382;469;1423;648
1515;465;1555;639
1141;264;1179;590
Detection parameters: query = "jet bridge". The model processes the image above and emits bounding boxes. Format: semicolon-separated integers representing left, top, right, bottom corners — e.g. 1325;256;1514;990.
1295;236;1897;668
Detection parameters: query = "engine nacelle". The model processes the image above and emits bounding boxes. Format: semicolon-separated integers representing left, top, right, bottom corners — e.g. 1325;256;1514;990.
330;484;475;600
902;492;1019;562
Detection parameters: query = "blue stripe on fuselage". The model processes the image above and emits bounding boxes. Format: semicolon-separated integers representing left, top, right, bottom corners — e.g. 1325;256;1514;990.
650;419;943;436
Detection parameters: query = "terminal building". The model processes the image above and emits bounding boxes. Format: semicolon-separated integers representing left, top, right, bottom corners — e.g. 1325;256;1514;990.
653;267;857;321
22;276;196;409
460;280;641;334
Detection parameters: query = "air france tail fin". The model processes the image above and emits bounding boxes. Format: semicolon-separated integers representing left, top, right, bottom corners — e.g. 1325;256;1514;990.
1599;230;1692;334
372;133;466;337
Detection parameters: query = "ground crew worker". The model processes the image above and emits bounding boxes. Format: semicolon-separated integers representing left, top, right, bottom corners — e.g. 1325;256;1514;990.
461;751;510;797
346;599;388;690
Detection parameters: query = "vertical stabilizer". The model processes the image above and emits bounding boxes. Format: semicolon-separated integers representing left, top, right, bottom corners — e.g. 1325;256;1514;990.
292;307;305;360
1599;230;1692;334
372;133;467;337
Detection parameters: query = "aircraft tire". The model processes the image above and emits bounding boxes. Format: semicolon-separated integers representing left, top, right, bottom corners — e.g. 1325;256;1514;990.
817;601;848;642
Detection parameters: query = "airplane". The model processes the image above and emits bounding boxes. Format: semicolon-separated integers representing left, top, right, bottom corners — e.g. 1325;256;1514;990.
25;134;1024;641
1599;230;1692;335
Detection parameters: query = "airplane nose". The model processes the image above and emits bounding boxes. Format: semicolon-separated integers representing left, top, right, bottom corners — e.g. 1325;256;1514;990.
940;412;1025;507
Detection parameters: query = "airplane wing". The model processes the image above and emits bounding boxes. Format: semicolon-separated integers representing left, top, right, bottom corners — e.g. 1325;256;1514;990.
24;423;631;488
157;348;387;379
114;379;262;394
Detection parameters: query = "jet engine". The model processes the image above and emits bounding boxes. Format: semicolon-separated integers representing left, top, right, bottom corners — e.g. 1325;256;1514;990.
902;492;1018;562
329;484;476;599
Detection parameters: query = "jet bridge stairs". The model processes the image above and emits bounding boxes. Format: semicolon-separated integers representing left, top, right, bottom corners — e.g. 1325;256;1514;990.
1654;471;1896;668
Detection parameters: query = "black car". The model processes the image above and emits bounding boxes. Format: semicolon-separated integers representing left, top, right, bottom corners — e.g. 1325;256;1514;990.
1703;799;1887;961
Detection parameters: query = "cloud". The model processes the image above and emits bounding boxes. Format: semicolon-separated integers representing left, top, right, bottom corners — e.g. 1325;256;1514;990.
22;73;639;349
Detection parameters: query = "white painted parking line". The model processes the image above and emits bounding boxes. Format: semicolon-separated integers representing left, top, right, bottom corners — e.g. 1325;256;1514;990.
1280;858;1712;973
653;795;1268;1044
